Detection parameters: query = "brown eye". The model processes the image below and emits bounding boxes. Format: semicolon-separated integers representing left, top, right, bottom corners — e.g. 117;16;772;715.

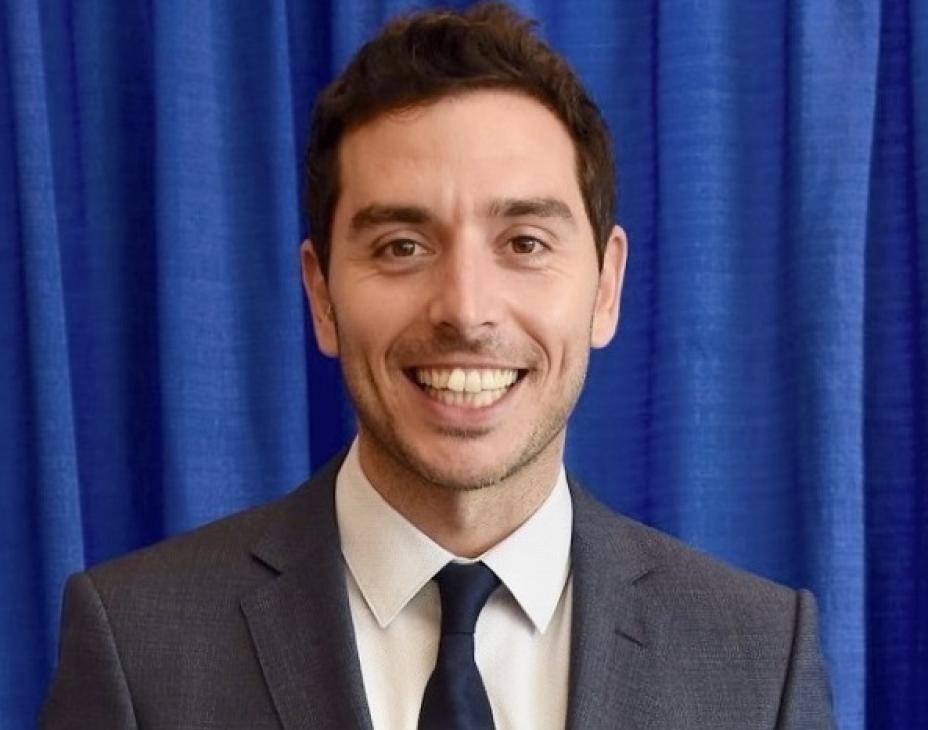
510;236;543;254
386;239;421;257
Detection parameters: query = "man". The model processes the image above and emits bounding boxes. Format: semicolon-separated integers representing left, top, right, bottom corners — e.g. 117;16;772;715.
41;3;835;729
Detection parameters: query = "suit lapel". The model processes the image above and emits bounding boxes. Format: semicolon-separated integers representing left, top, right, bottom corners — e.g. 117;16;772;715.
241;455;374;730
566;483;669;730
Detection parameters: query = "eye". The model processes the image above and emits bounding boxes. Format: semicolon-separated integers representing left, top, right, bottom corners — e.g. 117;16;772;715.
509;235;547;254
380;238;427;258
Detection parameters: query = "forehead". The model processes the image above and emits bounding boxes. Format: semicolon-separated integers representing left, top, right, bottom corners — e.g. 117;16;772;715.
333;90;585;220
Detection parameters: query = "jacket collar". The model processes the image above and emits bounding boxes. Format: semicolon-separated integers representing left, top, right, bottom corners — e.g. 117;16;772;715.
566;477;667;730
241;452;374;730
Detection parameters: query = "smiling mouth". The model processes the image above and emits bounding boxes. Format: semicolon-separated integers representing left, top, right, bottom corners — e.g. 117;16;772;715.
406;366;527;409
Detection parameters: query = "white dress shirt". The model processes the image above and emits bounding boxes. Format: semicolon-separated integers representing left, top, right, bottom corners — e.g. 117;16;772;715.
335;440;573;730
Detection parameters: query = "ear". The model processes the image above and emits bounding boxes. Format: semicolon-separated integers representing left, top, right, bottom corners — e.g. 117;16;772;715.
300;239;339;357
590;225;628;348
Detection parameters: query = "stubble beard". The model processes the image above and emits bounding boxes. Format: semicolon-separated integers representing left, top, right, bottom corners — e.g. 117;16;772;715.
337;332;590;495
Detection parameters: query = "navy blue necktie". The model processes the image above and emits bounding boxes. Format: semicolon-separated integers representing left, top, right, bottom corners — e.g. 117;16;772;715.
418;562;501;730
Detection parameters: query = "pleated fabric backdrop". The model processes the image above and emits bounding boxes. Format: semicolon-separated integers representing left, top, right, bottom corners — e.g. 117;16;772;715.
1;1;925;728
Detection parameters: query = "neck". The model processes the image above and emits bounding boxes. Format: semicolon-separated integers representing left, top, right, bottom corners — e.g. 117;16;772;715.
356;433;564;558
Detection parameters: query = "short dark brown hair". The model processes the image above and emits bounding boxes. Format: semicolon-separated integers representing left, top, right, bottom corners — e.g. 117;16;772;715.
305;1;616;275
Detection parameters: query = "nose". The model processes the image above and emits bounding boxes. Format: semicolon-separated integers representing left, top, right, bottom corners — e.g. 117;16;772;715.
426;241;499;336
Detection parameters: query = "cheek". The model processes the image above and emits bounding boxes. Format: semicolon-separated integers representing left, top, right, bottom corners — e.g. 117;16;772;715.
514;277;597;346
333;282;421;360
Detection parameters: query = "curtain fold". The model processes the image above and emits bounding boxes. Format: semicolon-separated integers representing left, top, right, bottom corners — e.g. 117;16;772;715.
1;2;924;728
1;0;86;706
864;0;928;725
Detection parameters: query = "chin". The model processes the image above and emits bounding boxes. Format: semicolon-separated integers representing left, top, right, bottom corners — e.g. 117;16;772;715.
411;463;512;492
400;438;545;493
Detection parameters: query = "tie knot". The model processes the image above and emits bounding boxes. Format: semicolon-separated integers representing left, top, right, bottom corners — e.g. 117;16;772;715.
434;562;500;635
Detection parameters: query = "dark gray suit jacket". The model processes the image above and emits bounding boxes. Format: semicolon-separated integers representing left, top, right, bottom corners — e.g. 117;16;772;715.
40;455;836;729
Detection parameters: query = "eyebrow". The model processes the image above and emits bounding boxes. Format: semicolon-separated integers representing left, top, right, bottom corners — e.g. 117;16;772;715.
350;204;432;233
487;197;576;228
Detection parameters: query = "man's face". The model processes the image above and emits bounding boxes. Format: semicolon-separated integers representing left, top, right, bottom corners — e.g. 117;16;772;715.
303;90;625;491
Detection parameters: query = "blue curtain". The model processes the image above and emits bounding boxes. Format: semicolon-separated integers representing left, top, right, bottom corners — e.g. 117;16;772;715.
1;1;924;728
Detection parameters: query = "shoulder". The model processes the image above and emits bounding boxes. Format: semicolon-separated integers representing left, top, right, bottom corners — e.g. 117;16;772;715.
86;489;292;591
570;481;804;631
43;457;350;728
82;452;345;609
567;484;835;724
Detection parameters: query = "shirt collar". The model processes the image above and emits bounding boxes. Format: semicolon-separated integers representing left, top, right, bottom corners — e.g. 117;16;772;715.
335;438;572;634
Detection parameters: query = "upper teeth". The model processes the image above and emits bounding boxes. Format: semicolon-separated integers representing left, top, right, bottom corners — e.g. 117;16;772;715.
416;367;518;393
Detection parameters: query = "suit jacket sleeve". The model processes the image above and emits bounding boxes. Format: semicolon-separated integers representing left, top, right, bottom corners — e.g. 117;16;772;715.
39;572;138;730
777;589;836;729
